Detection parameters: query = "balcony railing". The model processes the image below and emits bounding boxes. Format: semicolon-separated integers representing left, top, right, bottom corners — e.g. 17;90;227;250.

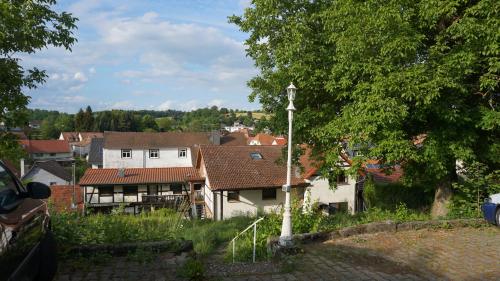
142;194;189;204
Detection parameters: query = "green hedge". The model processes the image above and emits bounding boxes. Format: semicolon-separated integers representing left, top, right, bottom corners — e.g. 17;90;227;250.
363;177;433;211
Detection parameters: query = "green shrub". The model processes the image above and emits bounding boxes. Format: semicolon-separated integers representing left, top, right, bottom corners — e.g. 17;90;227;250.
177;258;205;281
363;177;433;211
448;162;500;219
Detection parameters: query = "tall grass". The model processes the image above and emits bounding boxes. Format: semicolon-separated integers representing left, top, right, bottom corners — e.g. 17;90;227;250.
52;203;432;263
51;209;251;259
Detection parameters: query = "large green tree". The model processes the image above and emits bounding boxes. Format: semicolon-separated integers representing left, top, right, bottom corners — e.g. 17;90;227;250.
0;0;77;161
231;0;500;217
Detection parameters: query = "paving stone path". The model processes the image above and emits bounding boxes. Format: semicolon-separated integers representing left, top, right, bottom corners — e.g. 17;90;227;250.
55;226;500;281
209;227;500;281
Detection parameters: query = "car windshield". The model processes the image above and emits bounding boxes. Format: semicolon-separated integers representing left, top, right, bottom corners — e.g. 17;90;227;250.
0;165;20;208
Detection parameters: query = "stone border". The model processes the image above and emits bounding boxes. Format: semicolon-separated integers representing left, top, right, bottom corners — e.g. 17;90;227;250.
68;239;193;257
267;218;486;255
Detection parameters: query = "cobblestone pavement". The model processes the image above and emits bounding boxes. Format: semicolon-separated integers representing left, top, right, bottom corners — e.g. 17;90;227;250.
55;252;190;281
55;227;500;281
210;227;500;281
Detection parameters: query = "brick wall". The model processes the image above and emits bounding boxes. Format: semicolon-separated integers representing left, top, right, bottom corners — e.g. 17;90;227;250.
49;185;84;212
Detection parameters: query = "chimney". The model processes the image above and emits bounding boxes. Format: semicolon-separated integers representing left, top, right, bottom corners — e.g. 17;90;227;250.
209;130;221;145
118;168;125;178
20;158;25;177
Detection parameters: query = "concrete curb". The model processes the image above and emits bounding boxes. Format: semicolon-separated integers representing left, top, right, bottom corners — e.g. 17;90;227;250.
267;218;486;255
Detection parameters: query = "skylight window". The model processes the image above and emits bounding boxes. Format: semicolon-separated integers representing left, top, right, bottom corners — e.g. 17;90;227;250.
250;152;263;160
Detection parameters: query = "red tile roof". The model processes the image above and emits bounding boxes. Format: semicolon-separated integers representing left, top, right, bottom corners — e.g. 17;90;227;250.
79;167;203;186
221;132;248;146
299;145;321;179
366;166;403;184
60;132;80;142
20;140;71;153
104;131;213;149
249;133;277;145
79;132;104;139
198;145;307;191
274;137;287;146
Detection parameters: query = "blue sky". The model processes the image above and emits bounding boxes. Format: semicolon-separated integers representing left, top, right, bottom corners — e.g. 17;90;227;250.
21;0;258;113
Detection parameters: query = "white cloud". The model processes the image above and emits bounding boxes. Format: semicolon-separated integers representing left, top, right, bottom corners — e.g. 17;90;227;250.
208;99;224;108
179;100;200;111
68;84;85;92
73;72;88;82
157;100;174;110
110;100;136;110
22;1;259;112
63;95;88;103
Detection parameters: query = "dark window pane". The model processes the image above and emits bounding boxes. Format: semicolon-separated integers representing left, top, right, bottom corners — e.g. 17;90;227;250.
170;184;183;195
99;186;114;196
227;191;239;202
262;188;277;200
123;186;138;195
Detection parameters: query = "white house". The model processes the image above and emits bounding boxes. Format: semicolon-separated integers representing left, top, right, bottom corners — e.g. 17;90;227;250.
247;133;286;146
22;160;72;186
223;122;254;133
197;145;308;220
78;167;204;215
59;132;104;157
102;131;216;169
300;147;361;214
19;140;73;162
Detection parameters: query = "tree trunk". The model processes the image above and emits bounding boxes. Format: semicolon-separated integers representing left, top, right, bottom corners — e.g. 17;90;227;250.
431;180;453;218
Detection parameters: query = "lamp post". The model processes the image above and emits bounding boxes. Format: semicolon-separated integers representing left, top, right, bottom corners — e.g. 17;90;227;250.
279;82;296;247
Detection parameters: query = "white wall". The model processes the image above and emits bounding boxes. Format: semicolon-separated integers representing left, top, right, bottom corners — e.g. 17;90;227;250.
23;168;69;186
221;189;285;219
208;188;305;220
103;147;193;168
304;176;356;214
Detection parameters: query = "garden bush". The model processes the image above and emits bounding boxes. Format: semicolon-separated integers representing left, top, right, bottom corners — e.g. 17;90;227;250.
363;177;433;211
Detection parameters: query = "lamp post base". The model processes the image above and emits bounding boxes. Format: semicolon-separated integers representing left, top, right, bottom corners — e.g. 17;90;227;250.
278;235;293;247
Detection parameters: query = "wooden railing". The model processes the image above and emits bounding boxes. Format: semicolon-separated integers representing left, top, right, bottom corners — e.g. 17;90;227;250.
141;194;189;204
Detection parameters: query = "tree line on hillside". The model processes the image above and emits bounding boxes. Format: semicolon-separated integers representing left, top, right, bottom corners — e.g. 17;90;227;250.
30;106;263;139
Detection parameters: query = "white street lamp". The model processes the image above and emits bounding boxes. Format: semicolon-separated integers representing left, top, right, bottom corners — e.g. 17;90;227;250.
279;82;296;247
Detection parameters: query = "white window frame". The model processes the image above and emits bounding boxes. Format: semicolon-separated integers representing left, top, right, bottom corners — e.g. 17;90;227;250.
121;149;132;159
149;149;159;159
178;148;187;158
